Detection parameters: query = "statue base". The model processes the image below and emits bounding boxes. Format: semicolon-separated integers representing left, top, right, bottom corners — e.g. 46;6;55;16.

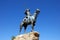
12;31;40;40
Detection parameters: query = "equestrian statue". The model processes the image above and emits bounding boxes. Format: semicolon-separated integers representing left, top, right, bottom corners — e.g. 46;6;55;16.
20;9;40;33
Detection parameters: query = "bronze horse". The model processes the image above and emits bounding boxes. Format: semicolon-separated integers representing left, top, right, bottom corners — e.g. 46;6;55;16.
20;9;40;33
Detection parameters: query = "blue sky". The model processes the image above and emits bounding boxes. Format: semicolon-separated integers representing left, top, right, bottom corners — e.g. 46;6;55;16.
0;0;60;40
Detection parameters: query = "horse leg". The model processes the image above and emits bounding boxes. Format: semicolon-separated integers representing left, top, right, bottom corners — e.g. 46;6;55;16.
20;25;22;33
31;23;34;32
24;26;27;33
20;22;23;33
31;21;35;32
31;25;34;32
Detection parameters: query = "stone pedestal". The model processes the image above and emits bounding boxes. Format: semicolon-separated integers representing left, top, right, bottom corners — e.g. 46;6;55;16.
12;31;40;40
